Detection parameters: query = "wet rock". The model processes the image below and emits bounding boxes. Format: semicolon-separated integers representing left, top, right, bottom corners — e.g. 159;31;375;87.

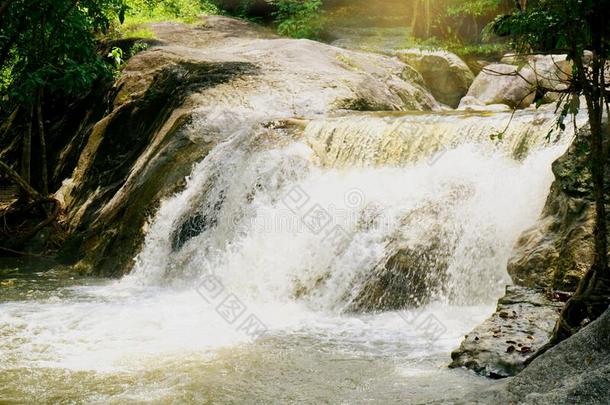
57;16;439;275
348;239;449;312
347;201;454;312
508;128;610;292
396;48;475;108
457;96;511;112
466;309;610;404
449;285;565;378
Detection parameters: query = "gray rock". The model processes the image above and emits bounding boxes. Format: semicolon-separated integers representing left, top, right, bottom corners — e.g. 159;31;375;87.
467;309;610;404
508;128;610;292
457;96;511;112
450;285;565;378
396;48;475;108
501;53;572;91
462;63;537;109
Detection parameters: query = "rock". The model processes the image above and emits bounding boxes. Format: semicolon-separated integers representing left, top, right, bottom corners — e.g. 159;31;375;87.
501;53;572;91
348;237;449;312
396;48;475;108
467;309;610;404
347;195;462;312
56;16;439;275
508;128;610;291
449;285;565;378
457;96;511;112
463;63;537;109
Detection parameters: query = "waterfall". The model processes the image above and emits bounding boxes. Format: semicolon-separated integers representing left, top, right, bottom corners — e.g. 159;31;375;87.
127;109;575;310
0;108;583;381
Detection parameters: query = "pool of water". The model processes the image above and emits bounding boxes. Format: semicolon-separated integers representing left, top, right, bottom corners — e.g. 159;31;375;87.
0;260;496;404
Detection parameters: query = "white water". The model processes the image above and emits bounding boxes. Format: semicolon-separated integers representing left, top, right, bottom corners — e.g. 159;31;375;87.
0;110;579;402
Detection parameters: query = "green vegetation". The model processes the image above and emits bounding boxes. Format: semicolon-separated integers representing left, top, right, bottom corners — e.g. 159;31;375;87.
123;0;219;24
272;0;324;39
492;0;610;354
112;0;220;39
386;0;511;61
0;0;127;204
410;0;512;43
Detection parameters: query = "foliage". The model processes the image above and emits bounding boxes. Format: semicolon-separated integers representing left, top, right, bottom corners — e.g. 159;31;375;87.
108;46;125;70
410;0;512;44
0;0;126;112
123;0;219;23
446;0;505;18
271;0;324;39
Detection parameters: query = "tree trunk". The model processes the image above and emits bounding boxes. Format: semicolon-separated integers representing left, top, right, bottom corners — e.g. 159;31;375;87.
36;89;48;195
20;103;33;187
0;159;41;201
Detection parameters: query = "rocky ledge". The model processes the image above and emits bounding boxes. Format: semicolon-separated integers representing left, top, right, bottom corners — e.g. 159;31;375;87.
450;285;568;378
464;308;610;404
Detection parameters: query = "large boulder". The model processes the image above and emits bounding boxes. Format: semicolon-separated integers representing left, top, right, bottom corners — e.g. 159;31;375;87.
396;48;475;108
460;63;537;109
55;16;439;276
461;55;573;110
501;53;572;92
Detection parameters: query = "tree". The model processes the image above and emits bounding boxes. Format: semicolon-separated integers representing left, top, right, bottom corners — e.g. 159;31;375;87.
0;0;126;252
410;0;513;43
0;0;124;199
493;0;610;354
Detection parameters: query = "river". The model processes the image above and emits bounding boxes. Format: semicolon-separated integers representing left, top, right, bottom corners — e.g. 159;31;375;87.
1;109;574;403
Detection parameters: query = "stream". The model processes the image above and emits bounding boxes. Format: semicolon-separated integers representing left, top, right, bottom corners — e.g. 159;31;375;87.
1;110;574;403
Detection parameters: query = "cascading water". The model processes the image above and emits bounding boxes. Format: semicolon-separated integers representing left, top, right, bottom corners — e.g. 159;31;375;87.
128;109;569;308
0;109;582;402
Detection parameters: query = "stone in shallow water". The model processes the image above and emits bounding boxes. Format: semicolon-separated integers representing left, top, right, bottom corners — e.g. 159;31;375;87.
466;309;610;404
450;285;566;378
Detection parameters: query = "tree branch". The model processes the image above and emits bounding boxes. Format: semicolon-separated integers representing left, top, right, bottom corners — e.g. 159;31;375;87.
0;159;41;201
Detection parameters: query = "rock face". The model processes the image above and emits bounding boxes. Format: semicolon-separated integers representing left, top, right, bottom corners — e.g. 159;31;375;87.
460;63;537;109
56;16;439;275
508;129;609;292
449;286;566;378
396;49;475;108
468;309;610;404
347;199;460;312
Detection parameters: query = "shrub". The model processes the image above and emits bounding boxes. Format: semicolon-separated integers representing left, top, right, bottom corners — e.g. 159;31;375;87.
272;0;324;39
